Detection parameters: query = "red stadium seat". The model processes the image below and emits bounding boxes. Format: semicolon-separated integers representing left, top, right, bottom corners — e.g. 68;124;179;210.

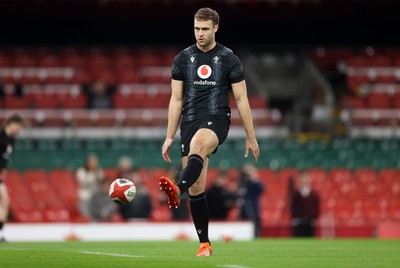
340;96;365;109
366;92;391;109
49;169;81;220
353;169;376;184
347;55;391;67
138;51;164;67
393;91;400;109
374;74;397;84
63;54;88;69
13;54;37;67
5;170;44;222
0;53;11;67
329;168;352;183
347;75;370;92
30;93;61;109
60;93;87;109
24;170;70;222
4;96;30;109
276;168;299;184
38;54;62;67
70;70;92;84
379;169;400;185
119;70;140;84
92;70;117;85
114;54;136;70
88;55;112;70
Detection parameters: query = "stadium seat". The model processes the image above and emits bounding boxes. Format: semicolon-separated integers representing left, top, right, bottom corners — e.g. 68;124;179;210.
341;95;365;109
4;96;30;109
119;70;140;84
5;171;44;222
347;75;370;92
60;93;87;109
0;53;11;67
366;92;391;109
63;54;88;69
353;169;376;184
114;54;136;70
38;54;62;67
24;170;70;222
393;91;400;108
49;169;82;220
374;74;397;84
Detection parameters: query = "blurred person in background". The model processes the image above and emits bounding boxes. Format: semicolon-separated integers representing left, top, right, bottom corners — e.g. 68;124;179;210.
76;154;104;219
118;169;152;220
85;79;115;109
206;171;236;220
0;114;25;242
237;164;264;237
290;173;320;237
167;165;189;220
89;177;117;222
117;156;133;179
159;7;260;256
116;158;152;220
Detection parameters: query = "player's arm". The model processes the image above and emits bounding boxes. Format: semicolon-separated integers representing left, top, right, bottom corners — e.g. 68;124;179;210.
232;80;260;163
162;79;184;162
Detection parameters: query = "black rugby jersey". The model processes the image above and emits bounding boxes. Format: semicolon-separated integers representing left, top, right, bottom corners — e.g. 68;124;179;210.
0;128;15;170
172;43;245;122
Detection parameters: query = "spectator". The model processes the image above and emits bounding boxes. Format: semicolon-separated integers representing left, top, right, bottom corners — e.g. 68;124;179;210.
85;79;114;109
290;173;320;237
206;171;236;220
168;165;189;220
76;154;104;218
89;177;117;221
116;159;152;220
117;156;133;178
237;164;264;237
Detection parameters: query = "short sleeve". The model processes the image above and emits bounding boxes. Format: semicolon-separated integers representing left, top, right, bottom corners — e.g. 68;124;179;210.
171;53;184;81
229;54;245;84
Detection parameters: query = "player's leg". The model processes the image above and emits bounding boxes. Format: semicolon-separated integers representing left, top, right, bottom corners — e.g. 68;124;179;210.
188;157;213;256
178;128;218;194
0;183;10;242
160;128;218;208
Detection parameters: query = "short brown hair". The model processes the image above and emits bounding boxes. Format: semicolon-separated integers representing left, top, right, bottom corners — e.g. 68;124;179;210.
194;7;219;26
3;113;26;127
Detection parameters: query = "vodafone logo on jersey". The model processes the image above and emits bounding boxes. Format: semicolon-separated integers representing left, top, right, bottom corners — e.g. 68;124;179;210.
197;65;212;79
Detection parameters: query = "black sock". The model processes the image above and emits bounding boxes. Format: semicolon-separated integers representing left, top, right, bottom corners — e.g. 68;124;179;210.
177;154;204;194
189;193;210;243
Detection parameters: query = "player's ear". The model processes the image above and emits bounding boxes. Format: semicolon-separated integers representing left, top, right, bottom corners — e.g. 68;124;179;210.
214;24;219;33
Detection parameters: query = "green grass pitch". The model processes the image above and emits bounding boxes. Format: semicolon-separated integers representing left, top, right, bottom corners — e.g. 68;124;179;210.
1;239;399;268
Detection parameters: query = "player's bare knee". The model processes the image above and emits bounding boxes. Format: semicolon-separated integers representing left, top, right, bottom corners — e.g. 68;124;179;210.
189;183;204;196
188;143;207;159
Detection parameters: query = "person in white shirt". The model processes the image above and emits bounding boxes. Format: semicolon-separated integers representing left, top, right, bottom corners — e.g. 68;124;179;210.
76;154;104;219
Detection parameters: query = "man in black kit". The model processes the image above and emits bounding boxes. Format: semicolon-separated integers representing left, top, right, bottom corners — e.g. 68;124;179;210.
159;7;259;256
0;114;25;242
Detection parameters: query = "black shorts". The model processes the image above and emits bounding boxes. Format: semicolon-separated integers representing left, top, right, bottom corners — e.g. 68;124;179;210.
180;116;230;157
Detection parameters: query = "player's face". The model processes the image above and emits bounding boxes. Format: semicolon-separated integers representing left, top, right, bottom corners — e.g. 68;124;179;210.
194;19;218;49
6;122;24;137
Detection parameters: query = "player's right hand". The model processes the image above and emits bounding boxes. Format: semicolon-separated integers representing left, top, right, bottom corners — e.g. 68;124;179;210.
162;138;174;163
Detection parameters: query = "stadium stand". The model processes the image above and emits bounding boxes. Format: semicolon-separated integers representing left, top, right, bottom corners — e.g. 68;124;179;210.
1;44;399;239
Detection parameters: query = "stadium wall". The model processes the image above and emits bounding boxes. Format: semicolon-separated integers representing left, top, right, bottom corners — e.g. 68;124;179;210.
4;221;253;242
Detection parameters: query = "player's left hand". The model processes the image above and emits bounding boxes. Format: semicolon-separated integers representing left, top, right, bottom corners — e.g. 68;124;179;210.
244;138;260;163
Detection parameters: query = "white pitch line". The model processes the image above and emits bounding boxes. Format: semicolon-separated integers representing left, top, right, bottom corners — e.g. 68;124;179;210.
81;251;145;258
218;265;251;268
